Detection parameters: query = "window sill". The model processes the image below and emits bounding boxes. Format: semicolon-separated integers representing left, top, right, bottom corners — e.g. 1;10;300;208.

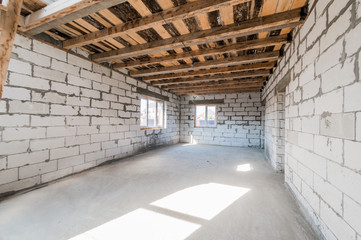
141;127;165;130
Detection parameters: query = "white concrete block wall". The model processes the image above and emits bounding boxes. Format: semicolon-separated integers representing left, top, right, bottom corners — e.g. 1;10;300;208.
264;91;286;171
0;34;180;195
180;93;264;147
262;0;361;239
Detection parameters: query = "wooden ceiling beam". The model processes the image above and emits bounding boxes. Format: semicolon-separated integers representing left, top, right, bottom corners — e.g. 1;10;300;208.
63;0;250;49
142;62;275;82
113;35;287;69
165;80;265;91
92;8;304;62
176;87;261;96
163;77;266;90
152;70;270;86
170;83;264;92
132;51;278;77
0;0;23;99
19;0;127;35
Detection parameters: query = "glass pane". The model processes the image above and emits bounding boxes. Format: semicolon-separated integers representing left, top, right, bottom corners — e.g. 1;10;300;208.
207;106;216;127
196;105;206;127
148;100;156;127
140;98;148;127
157;102;163;127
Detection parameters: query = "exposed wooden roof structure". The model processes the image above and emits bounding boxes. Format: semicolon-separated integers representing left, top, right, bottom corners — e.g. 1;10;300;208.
2;0;308;96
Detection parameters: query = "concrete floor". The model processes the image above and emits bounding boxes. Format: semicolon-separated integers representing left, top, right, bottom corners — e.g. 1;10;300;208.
0;144;319;240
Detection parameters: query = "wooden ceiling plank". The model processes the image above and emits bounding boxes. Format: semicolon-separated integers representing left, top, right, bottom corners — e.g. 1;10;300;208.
127;0;175;66
219;5;235;44
44;30;67;41
73;18;98;32
187;0;219;61
131;51;278;77
276;0;293;12
196;13;211;30
143;62;274;81
68;21;91;34
272;0;293;49
0;0;23;99
20;0;127;35
274;27;292;50
260;0;278;16
98;9;123;25
258;0;277;38
89;13;113;28
220;5;234;25
152;70;270;85
61;24;83;35
70;20;116;52
106;38;125;49
156;0;174;10
193;13;210;62
92;8;303;62
113;35;286;69
291;0;307;9
156;0;190;65
57;25;77;37
172;19;196;63
63;0;251;49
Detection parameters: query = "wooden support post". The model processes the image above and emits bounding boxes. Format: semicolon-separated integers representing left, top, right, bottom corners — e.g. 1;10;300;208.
0;0;23;99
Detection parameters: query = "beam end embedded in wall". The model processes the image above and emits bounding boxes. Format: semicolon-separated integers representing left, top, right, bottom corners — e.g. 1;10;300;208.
300;4;308;21
188;99;225;105
33;33;63;49
136;87;169;102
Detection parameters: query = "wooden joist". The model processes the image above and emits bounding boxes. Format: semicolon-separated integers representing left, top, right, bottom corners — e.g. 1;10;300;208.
142;62;275;82
164;78;265;90
92;8;304;62
112;35;287;69
170;82;264;93
63;0;250;49
132;51;279;77
178;87;261;96
163;77;266;89
19;0;127;35
0;0;23;99
152;70;270;86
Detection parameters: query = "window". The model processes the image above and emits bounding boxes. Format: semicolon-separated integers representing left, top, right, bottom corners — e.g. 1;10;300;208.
140;96;164;129
195;105;217;128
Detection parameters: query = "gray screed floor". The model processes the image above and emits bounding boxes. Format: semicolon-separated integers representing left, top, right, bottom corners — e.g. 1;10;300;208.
0;144;318;240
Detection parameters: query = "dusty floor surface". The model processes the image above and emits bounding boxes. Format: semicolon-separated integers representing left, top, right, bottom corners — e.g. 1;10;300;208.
0;144;319;240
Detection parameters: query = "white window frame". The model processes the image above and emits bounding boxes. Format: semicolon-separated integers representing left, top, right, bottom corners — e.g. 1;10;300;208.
195;104;217;128
140;96;165;129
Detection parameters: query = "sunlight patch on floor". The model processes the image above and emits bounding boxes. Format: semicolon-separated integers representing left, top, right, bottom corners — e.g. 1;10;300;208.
69;208;200;240
151;183;250;220
69;183;249;240
237;163;253;172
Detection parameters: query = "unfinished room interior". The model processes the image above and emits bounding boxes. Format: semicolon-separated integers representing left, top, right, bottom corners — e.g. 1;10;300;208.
0;0;360;239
